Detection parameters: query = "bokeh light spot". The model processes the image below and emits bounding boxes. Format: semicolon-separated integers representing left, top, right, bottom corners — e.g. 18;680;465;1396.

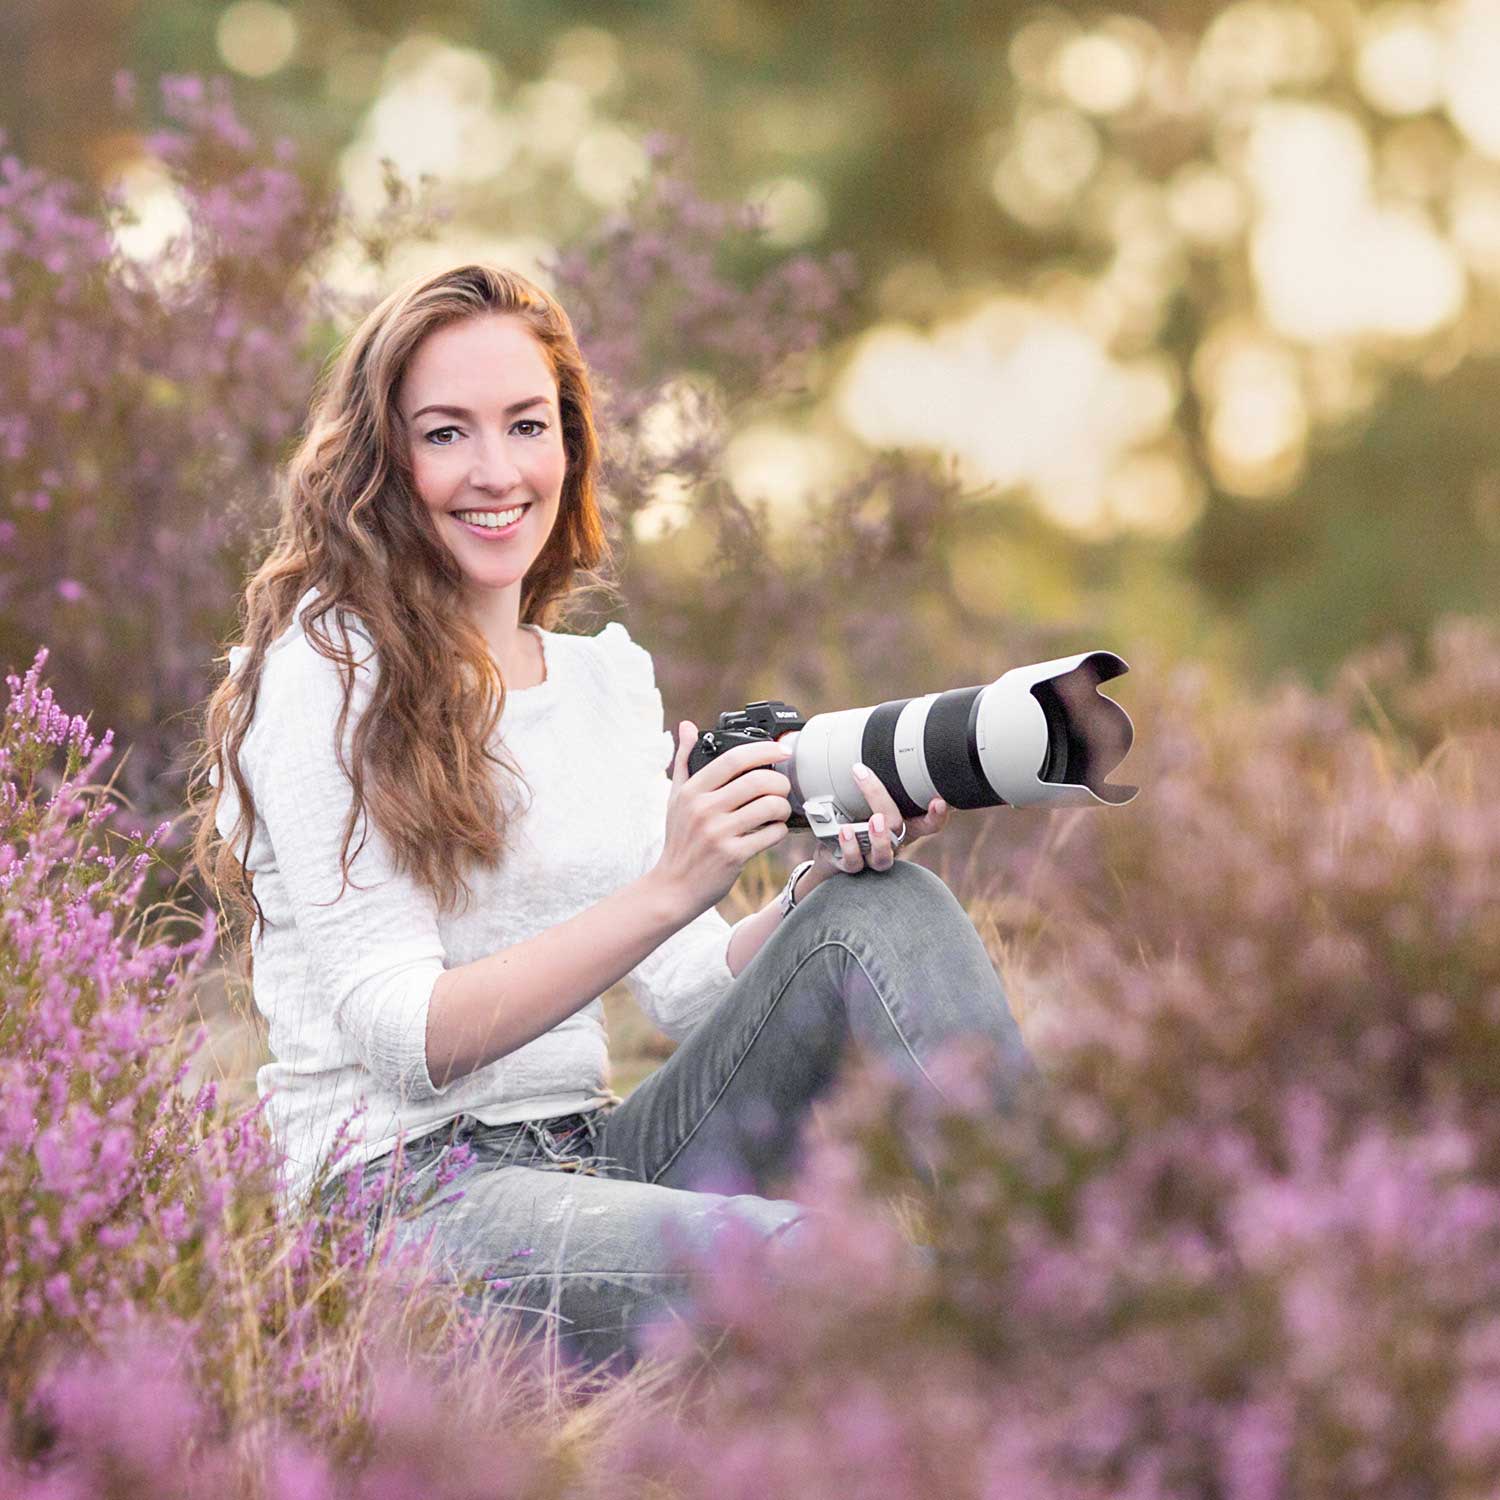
1446;0;1500;157
106;157;192;279
1057;32;1142;115
742;176;829;247
573;125;649;209
1357;5;1444;116
216;1;297;80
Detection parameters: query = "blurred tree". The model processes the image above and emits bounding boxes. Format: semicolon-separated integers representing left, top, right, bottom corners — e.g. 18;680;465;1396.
3;0;1497;686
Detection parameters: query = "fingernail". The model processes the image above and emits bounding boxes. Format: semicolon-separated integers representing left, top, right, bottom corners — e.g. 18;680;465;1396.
872;814;885;834
852;763;869;781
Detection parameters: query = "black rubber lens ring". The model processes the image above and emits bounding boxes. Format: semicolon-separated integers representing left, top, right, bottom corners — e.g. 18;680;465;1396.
861;698;924;821
923;686;996;810
966;689;1004;807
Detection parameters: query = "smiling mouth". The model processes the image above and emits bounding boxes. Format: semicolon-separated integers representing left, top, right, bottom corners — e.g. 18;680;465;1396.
451;503;530;530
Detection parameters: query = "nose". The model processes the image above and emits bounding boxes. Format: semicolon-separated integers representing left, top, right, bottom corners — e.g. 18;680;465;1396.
467;436;524;498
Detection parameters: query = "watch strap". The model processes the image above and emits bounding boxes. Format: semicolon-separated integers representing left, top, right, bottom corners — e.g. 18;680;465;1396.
778;857;818;919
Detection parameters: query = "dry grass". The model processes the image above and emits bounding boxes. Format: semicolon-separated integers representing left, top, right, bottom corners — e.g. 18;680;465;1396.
156;849;1012;1484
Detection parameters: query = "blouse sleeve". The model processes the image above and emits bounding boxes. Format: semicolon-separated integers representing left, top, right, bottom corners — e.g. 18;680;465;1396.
594;622;737;1042
242;626;456;1104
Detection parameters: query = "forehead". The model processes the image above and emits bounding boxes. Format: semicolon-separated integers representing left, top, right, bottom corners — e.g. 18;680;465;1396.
399;314;556;407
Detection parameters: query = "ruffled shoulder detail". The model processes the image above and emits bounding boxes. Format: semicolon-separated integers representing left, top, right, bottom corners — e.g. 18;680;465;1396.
275;587;376;664
588;621;675;772
592;620;656;695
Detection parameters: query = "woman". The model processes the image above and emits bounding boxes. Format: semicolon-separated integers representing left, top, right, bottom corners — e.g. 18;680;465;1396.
192;261;1031;1375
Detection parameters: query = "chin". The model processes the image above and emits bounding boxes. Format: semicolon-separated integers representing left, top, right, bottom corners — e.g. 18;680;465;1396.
463;567;532;590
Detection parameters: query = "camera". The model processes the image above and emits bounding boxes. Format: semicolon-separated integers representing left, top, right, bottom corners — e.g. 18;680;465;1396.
687;650;1136;854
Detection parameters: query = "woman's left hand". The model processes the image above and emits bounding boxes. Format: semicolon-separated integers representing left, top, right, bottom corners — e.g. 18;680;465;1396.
821;762;950;876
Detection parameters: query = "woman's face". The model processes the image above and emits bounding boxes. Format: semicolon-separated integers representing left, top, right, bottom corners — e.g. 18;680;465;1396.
397;312;567;601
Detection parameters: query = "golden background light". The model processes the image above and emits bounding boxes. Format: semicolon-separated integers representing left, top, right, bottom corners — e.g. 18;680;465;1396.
216;1;297;79
290;0;1500;552
1357;5;1445;115
742;176;829;247
834;299;1184;537
107;156;192;284
572;124;650;209
338;39;518;214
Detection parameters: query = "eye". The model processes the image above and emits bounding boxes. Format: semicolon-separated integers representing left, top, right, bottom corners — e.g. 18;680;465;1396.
514;418;549;437
425;426;460;446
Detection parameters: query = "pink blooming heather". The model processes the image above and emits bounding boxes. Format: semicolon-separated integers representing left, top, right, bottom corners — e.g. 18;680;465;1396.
0;651;546;1482
2;1321;560;1500
0;603;1495;1497
0;647;226;1423
585;612;1500;1499
0;76;408;839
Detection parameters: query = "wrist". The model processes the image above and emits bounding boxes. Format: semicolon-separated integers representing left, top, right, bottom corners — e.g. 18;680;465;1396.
641;866;697;927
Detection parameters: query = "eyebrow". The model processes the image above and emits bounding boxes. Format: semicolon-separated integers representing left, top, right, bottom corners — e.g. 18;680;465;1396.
408;396;552;423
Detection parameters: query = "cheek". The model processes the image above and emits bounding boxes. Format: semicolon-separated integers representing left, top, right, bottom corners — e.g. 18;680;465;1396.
538;440;567;491
410;449;452;508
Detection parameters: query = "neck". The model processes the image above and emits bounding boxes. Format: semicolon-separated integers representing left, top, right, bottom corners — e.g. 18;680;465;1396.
463;580;529;675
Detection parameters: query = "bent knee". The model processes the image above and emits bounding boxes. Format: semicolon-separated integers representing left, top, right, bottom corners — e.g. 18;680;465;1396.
804;857;962;926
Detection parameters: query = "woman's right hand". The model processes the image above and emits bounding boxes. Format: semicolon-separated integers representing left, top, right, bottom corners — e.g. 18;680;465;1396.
652;720;794;916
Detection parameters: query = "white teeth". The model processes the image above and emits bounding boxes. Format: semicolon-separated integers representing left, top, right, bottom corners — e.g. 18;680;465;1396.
454;506;526;529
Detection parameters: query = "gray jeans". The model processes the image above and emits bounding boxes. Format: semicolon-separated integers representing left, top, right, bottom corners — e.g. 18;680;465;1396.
321;860;1031;1375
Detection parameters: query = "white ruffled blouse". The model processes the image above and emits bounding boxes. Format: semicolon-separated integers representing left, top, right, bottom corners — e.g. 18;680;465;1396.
212;589;735;1214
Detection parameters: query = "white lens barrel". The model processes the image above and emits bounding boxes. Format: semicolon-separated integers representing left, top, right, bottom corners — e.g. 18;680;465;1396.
978;650;1135;807
786;706;869;824
787;649;1135;820
892;694;942;810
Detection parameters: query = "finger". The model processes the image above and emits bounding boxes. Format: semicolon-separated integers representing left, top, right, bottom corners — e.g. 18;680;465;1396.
837;824;864;872
903;798;949;841
730;793;793;834
671;721;697;783
735;767;793;801
852;762;907;829
868;812;896;871
698;737;794;793
918;797;949;836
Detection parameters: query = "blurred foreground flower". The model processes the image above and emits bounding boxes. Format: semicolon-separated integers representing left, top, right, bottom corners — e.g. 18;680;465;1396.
593;612;1500;1499
0;649;596;1488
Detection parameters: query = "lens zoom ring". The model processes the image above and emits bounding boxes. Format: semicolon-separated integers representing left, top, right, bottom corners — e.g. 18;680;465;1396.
861;699;924;821
923;687;997;810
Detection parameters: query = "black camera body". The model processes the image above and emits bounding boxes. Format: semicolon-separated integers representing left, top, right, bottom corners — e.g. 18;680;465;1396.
687;700;812;829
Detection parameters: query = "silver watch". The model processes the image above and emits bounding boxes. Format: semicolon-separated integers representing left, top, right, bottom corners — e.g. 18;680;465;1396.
778;857;818;919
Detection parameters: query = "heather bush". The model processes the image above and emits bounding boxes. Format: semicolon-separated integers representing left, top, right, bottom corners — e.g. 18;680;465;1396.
1;1320;601;1500
4;620;1495;1496
0;645;222;1424
0;77;347;826
1006;611;1500;1161
590;611;1500;1499
0;649;631;1492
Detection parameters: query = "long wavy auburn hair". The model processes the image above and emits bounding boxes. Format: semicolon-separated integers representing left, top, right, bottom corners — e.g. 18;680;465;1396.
187;262;618;952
